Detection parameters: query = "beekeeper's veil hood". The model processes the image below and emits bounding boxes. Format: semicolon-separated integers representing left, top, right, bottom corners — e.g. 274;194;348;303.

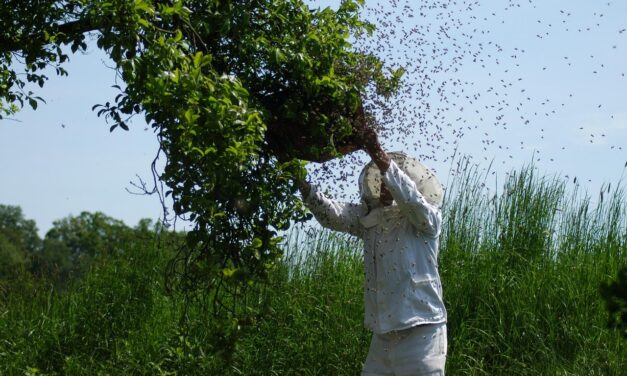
358;152;443;209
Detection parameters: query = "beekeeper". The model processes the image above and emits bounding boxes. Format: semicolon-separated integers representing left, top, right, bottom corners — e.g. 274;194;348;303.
297;126;447;375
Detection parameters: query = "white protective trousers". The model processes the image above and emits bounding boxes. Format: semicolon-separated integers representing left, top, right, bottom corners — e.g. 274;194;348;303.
362;323;447;376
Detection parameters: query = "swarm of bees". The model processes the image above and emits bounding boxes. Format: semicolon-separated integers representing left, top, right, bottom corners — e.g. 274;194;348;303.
307;0;627;200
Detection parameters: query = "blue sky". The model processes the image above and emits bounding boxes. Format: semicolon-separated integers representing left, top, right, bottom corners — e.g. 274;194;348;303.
0;49;164;235
310;0;627;201
1;0;626;235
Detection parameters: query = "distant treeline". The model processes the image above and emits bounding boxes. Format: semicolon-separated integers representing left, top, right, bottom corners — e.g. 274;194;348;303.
0;206;182;290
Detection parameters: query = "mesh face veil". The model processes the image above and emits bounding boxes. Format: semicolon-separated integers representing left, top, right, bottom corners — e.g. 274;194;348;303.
358;152;443;209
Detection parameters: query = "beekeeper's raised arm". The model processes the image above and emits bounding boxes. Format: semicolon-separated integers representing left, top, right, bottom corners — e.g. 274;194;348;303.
297;178;366;238
355;118;443;237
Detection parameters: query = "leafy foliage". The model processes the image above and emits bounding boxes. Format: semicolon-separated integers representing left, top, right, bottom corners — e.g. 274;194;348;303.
0;204;41;253
0;205;40;281
0;236;28;281
32;211;134;283
44;211;132;257
0;1;402;320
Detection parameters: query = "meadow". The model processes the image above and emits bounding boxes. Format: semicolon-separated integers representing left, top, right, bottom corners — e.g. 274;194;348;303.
1;164;625;375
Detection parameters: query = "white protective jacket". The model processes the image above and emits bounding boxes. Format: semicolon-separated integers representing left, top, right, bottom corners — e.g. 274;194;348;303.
304;160;447;334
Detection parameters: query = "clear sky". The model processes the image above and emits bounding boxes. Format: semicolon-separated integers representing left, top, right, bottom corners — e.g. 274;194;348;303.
0;48;165;235
1;0;626;236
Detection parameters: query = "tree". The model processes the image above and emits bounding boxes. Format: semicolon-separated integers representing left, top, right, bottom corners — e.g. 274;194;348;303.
0;236;28;281
0;204;39;280
0;204;41;254
0;0;400;326
33;211;133;282
0;205;39;292
44;211;132;256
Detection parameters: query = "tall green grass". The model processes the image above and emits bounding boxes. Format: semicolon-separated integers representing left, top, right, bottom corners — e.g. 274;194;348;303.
0;164;625;375
233;163;626;375
440;162;626;375
234;230;369;375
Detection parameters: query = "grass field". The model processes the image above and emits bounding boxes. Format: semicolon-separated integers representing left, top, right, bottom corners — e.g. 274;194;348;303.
1;164;625;375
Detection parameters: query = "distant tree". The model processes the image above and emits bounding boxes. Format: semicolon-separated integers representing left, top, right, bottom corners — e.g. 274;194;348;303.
0;205;39;292
0;235;28;280
31;238;75;283
44;211;132;257
32;212;133;282
0;204;41;253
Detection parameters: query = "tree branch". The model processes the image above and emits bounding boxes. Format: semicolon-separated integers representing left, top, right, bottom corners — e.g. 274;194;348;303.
0;18;100;53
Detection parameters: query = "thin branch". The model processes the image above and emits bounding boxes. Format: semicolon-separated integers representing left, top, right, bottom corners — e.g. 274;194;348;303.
0;18;100;54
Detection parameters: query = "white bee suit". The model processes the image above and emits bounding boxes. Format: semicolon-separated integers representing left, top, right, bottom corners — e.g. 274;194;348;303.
303;159;447;375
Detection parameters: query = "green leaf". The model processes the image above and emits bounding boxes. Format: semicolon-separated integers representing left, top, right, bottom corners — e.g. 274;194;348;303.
222;268;237;277
250;238;263;249
272;48;285;64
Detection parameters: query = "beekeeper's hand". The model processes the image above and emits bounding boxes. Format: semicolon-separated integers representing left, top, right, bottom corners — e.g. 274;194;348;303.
298;179;311;199
353;105;390;173
295;175;312;199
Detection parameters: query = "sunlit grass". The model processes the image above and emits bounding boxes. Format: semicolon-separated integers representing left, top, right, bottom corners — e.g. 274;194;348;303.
440;161;626;374
0;164;625;375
